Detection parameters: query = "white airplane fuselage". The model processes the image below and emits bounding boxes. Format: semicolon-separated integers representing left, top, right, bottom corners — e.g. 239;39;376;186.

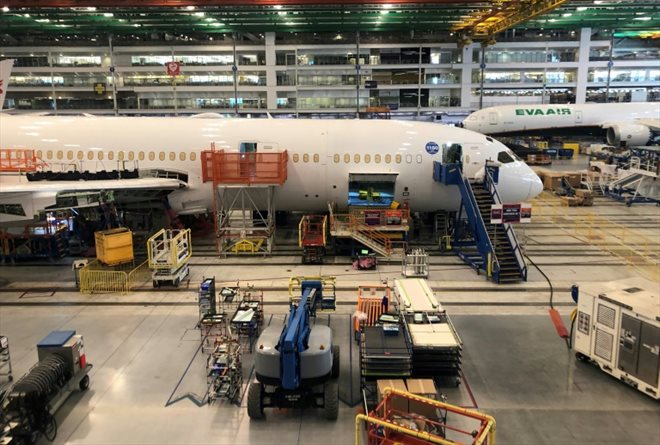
464;102;659;146
0;115;543;219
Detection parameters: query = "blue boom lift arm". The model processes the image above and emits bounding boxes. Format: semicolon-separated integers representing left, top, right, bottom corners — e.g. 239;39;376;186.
278;280;323;390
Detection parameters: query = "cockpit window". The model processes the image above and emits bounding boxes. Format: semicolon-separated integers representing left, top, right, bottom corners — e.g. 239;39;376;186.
497;151;515;164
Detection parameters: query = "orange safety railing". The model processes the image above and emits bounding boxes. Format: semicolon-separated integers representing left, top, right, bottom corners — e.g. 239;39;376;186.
331;212;399;255
357;387;496;445
0;149;41;172
350;208;410;228
299;214;327;248
354;285;392;336
201;148;288;185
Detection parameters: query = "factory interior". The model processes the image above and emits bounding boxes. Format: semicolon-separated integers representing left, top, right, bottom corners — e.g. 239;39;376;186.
0;1;659;445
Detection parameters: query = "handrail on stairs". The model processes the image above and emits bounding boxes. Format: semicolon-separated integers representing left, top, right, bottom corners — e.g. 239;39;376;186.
484;165;527;280
461;177;500;278
328;205;395;256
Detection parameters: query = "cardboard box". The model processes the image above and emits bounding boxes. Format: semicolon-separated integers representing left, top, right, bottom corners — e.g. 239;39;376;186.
377;379;408;413
560;196;578;207
406;379;439;420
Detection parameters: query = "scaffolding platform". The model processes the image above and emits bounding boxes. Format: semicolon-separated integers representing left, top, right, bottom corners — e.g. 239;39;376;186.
201;145;288;255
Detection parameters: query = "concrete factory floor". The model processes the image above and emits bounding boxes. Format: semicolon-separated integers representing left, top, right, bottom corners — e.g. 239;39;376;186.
0;159;659;444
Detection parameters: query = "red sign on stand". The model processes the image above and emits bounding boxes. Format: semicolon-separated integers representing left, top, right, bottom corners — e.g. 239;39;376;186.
165;61;181;76
491;203;532;224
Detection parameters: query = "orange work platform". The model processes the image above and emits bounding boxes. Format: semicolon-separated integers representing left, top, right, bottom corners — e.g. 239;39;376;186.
201;149;288;186
0;149;41;172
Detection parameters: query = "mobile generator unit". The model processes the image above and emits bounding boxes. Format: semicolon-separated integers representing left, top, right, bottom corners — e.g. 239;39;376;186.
248;279;339;420
573;278;659;399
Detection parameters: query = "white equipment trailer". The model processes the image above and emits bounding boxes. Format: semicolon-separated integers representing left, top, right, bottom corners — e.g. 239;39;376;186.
573;278;659;399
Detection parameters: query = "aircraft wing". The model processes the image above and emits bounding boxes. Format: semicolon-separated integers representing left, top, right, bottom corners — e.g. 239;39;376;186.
0;177;186;193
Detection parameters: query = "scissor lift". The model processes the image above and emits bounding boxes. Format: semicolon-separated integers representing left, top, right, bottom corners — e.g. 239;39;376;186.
147;228;192;287
299;215;327;264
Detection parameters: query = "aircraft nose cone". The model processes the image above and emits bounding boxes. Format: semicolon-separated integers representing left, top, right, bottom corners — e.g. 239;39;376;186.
528;173;543;200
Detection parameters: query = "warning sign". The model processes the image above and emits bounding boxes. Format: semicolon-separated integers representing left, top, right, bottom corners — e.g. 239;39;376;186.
491;203;531;224
165;61;181;76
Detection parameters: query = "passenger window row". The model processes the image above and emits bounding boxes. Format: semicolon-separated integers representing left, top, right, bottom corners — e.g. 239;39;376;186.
36;150;198;163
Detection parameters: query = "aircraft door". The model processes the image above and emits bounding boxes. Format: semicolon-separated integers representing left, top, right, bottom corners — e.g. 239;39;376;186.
575;110;583;124
489;111;498;126
239;141;257;177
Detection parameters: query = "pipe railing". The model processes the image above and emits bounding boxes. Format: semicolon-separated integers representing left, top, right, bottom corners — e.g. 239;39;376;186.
484;167;527;280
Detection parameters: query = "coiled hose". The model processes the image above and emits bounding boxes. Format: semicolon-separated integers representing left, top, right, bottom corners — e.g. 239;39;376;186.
5;354;72;442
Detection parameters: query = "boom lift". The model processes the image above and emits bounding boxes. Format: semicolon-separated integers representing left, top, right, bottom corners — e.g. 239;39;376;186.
248;280;340;420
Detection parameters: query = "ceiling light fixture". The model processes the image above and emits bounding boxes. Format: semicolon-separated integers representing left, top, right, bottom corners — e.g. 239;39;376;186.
86;7;96;11
186;5;196;10
634;16;651;20
576;7;588;11
1;6;9;12
382;4;392;9
274;4;283;9
194;12;205;17
103;12;113;17
562;13;572;17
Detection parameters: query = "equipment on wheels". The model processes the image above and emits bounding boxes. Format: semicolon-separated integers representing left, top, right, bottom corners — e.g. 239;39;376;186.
248;280;340;420
0;330;92;445
147;228;192;288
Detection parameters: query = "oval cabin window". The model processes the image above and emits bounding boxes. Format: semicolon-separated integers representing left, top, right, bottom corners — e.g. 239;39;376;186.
375;154;381;164
77;151;83;160
385;154;391;164
179;152;186;161
190;152;197;161
159;152;165;161
66;151;73;160
344;154;350;164
118;151;125;161
46;151;53;160
128;151;135;161
354;154;360;163
406;154;412;164
87;151;94;160
108;151;114;160
416;154;422;164
364;154;371;163
57;151;63;160
303;154;309;163
36;150;43;159
138;151;145;161
293;153;299;163
169;152;176;161
149;152;155;161
313;154;319;163
395;154;402;164
333;154;340;164
98;151;104;160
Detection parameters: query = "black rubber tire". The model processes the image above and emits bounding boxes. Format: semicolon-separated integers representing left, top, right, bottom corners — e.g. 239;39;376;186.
247;382;264;420
331;345;340;379
575;352;588;362
79;374;90;391
323;381;339;421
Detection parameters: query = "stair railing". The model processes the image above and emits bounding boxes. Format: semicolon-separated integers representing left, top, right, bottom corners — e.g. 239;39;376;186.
460;176;500;278
484;167;528;280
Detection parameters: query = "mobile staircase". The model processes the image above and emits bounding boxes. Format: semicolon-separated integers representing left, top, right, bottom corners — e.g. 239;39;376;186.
433;161;527;283
605;156;659;206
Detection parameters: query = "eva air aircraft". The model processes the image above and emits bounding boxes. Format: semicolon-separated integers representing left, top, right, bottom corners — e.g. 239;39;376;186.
463;103;660;147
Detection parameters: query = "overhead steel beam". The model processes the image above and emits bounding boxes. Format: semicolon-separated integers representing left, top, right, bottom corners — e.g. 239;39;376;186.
454;0;569;38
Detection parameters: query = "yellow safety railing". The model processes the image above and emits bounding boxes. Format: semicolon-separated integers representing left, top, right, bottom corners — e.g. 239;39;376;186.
147;228;192;270
531;191;659;281
80;259;150;294
356;387;496;445
288;276;336;307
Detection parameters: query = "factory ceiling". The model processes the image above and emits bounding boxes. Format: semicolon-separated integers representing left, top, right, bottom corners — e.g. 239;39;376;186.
0;1;657;42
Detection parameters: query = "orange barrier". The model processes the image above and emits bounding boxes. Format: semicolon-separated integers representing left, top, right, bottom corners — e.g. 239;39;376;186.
354;285;391;336
201;146;288;185
0;148;41;172
357;387;496;445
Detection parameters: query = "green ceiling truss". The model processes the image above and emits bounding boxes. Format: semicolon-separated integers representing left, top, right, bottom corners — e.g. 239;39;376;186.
0;1;657;38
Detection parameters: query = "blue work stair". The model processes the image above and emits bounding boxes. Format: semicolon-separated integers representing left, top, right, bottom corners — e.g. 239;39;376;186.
433;161;527;284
